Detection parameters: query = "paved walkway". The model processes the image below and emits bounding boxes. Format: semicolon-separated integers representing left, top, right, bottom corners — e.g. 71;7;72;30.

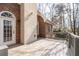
8;38;68;56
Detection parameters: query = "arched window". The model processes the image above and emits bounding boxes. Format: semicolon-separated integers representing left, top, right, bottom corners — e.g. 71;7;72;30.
1;12;12;18
0;11;16;43
0;11;15;18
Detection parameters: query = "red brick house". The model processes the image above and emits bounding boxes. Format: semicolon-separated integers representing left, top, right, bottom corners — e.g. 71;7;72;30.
0;3;37;45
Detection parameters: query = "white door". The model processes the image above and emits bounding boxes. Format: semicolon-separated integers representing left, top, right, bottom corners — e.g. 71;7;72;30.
0;17;16;45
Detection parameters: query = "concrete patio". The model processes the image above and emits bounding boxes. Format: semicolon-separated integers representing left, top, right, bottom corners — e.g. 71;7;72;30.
8;38;68;56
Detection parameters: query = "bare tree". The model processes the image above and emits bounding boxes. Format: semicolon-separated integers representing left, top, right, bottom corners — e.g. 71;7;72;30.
66;3;73;32
72;3;79;34
54;3;66;31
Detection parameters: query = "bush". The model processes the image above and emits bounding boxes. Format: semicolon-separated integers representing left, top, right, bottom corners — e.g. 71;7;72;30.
53;29;61;32
55;32;67;38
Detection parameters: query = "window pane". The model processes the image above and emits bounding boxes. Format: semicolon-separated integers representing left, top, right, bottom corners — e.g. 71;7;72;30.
4;20;12;42
1;12;12;18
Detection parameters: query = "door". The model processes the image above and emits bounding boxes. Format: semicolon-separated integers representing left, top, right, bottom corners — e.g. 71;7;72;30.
2;18;16;45
0;17;16;45
0;11;16;45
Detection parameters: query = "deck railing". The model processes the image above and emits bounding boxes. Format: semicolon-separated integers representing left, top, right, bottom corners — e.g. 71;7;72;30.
66;32;79;56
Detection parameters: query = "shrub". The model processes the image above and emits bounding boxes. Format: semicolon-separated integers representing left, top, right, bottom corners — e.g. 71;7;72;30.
55;32;67;38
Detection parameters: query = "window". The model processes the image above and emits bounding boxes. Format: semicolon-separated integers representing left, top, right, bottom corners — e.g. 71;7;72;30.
1;12;12;18
48;25;52;32
4;20;12;42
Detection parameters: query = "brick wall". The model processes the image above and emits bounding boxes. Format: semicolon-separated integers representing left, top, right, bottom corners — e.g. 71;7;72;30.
0;3;20;43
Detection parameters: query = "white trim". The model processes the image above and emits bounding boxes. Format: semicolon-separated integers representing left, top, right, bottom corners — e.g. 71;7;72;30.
0;11;16;45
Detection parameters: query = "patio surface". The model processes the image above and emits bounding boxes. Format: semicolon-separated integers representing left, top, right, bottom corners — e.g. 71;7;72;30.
8;38;68;56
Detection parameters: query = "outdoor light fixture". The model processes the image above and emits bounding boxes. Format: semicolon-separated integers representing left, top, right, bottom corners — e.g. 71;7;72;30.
26;12;33;20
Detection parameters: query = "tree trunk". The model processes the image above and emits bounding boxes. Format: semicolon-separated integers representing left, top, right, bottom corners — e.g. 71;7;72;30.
73;3;76;34
69;5;73;32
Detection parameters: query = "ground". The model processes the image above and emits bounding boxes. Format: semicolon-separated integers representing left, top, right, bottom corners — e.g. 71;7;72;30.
8;38;68;56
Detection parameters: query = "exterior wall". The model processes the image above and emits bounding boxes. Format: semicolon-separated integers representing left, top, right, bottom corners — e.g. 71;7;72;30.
0;3;20;44
21;4;37;44
37;14;52;38
37;15;45;37
45;23;52;38
37;20;39;36
20;4;24;44
0;3;37;44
